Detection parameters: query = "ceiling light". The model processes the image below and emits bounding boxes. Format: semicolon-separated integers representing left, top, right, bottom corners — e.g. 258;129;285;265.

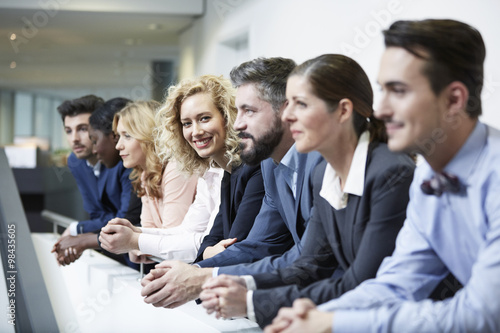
123;38;143;46
10;61;17;69
124;38;135;46
10;33;16;41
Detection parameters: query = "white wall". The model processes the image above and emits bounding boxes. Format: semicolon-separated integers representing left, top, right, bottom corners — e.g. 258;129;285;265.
179;0;500;127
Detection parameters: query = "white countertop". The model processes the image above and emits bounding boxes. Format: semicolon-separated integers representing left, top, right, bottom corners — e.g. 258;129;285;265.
32;232;262;333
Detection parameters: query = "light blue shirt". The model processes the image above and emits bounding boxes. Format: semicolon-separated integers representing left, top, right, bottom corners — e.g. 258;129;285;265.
319;122;500;332
279;144;299;199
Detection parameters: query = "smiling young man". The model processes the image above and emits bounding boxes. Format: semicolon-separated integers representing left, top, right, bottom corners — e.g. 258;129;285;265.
265;19;500;333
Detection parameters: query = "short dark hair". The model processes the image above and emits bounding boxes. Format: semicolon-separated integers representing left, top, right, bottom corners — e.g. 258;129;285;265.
89;97;131;135
57;95;105;122
383;19;486;118
230;57;296;112
291;54;386;143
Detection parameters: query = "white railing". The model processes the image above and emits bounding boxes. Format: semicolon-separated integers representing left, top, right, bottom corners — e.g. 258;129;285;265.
41;209;77;234
40;210;163;275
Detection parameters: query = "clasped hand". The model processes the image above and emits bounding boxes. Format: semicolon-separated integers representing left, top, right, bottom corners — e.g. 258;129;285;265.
140;260;212;309
99;218;141;254
200;274;248;319
264;298;333;333
51;228;83;266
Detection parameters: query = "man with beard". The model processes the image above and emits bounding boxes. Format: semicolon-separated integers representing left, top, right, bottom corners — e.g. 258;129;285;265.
140;57;323;309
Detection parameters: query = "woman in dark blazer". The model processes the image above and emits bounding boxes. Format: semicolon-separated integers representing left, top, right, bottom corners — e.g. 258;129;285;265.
200;54;415;327
155;75;265;263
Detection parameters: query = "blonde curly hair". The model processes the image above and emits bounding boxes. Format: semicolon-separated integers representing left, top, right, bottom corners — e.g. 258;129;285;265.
154;75;241;175
113;100;163;199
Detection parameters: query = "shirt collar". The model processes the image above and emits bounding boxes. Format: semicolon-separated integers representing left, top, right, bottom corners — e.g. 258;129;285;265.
320;131;370;209
86;160;101;178
344;131;370;196
278;144;299;198
280;144;298;172
420;121;487;185
445;121;486;183
204;166;225;179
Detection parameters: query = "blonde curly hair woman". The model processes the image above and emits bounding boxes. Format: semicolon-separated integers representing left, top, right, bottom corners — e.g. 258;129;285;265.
101;76;265;263
155;75;241;175
155;75;265;261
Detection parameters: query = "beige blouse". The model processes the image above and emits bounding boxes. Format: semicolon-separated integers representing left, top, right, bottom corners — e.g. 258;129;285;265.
140;160;198;229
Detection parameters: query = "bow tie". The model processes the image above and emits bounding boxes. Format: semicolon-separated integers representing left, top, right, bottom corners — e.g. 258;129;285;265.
420;172;461;196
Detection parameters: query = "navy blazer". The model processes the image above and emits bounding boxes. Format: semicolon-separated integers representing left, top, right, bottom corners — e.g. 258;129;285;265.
198;146;323;272
68;153;133;233
194;163;265;262
252;143;415;327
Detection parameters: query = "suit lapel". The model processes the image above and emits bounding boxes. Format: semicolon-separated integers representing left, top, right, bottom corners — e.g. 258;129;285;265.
293;154;309;240
295;158;306;212
97;164;107;200
344;194;361;260
229;166;240;217
275;166;296;232
324;200;340;252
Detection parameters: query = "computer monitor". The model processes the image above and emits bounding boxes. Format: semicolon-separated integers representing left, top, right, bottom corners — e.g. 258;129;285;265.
0;148;58;332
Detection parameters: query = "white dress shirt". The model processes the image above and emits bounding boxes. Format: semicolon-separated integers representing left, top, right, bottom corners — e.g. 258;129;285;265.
137;167;223;262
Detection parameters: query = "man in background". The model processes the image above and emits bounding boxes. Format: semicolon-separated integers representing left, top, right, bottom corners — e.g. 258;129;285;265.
52;95;139;266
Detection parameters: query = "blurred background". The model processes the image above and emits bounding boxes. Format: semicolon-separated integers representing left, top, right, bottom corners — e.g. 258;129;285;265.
1;0;499;155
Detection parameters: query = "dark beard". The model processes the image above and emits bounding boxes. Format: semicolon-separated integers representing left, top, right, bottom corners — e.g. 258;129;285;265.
238;116;284;165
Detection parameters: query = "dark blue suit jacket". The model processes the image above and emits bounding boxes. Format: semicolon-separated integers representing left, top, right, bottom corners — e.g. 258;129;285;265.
67;153;133;233
198;146;323;273
194;163;265;262
251;143;416;327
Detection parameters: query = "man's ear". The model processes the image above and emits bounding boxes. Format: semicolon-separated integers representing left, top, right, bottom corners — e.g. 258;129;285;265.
445;81;469;116
279;100;289;115
337;98;354;124
111;132;119;144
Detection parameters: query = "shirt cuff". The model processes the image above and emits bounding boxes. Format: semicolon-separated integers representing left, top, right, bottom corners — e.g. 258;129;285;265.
138;233;158;256
212;267;219;277
69;222;79;236
242;275;257;290
332;310;373;333
246;290;256;322
139;227;158;235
